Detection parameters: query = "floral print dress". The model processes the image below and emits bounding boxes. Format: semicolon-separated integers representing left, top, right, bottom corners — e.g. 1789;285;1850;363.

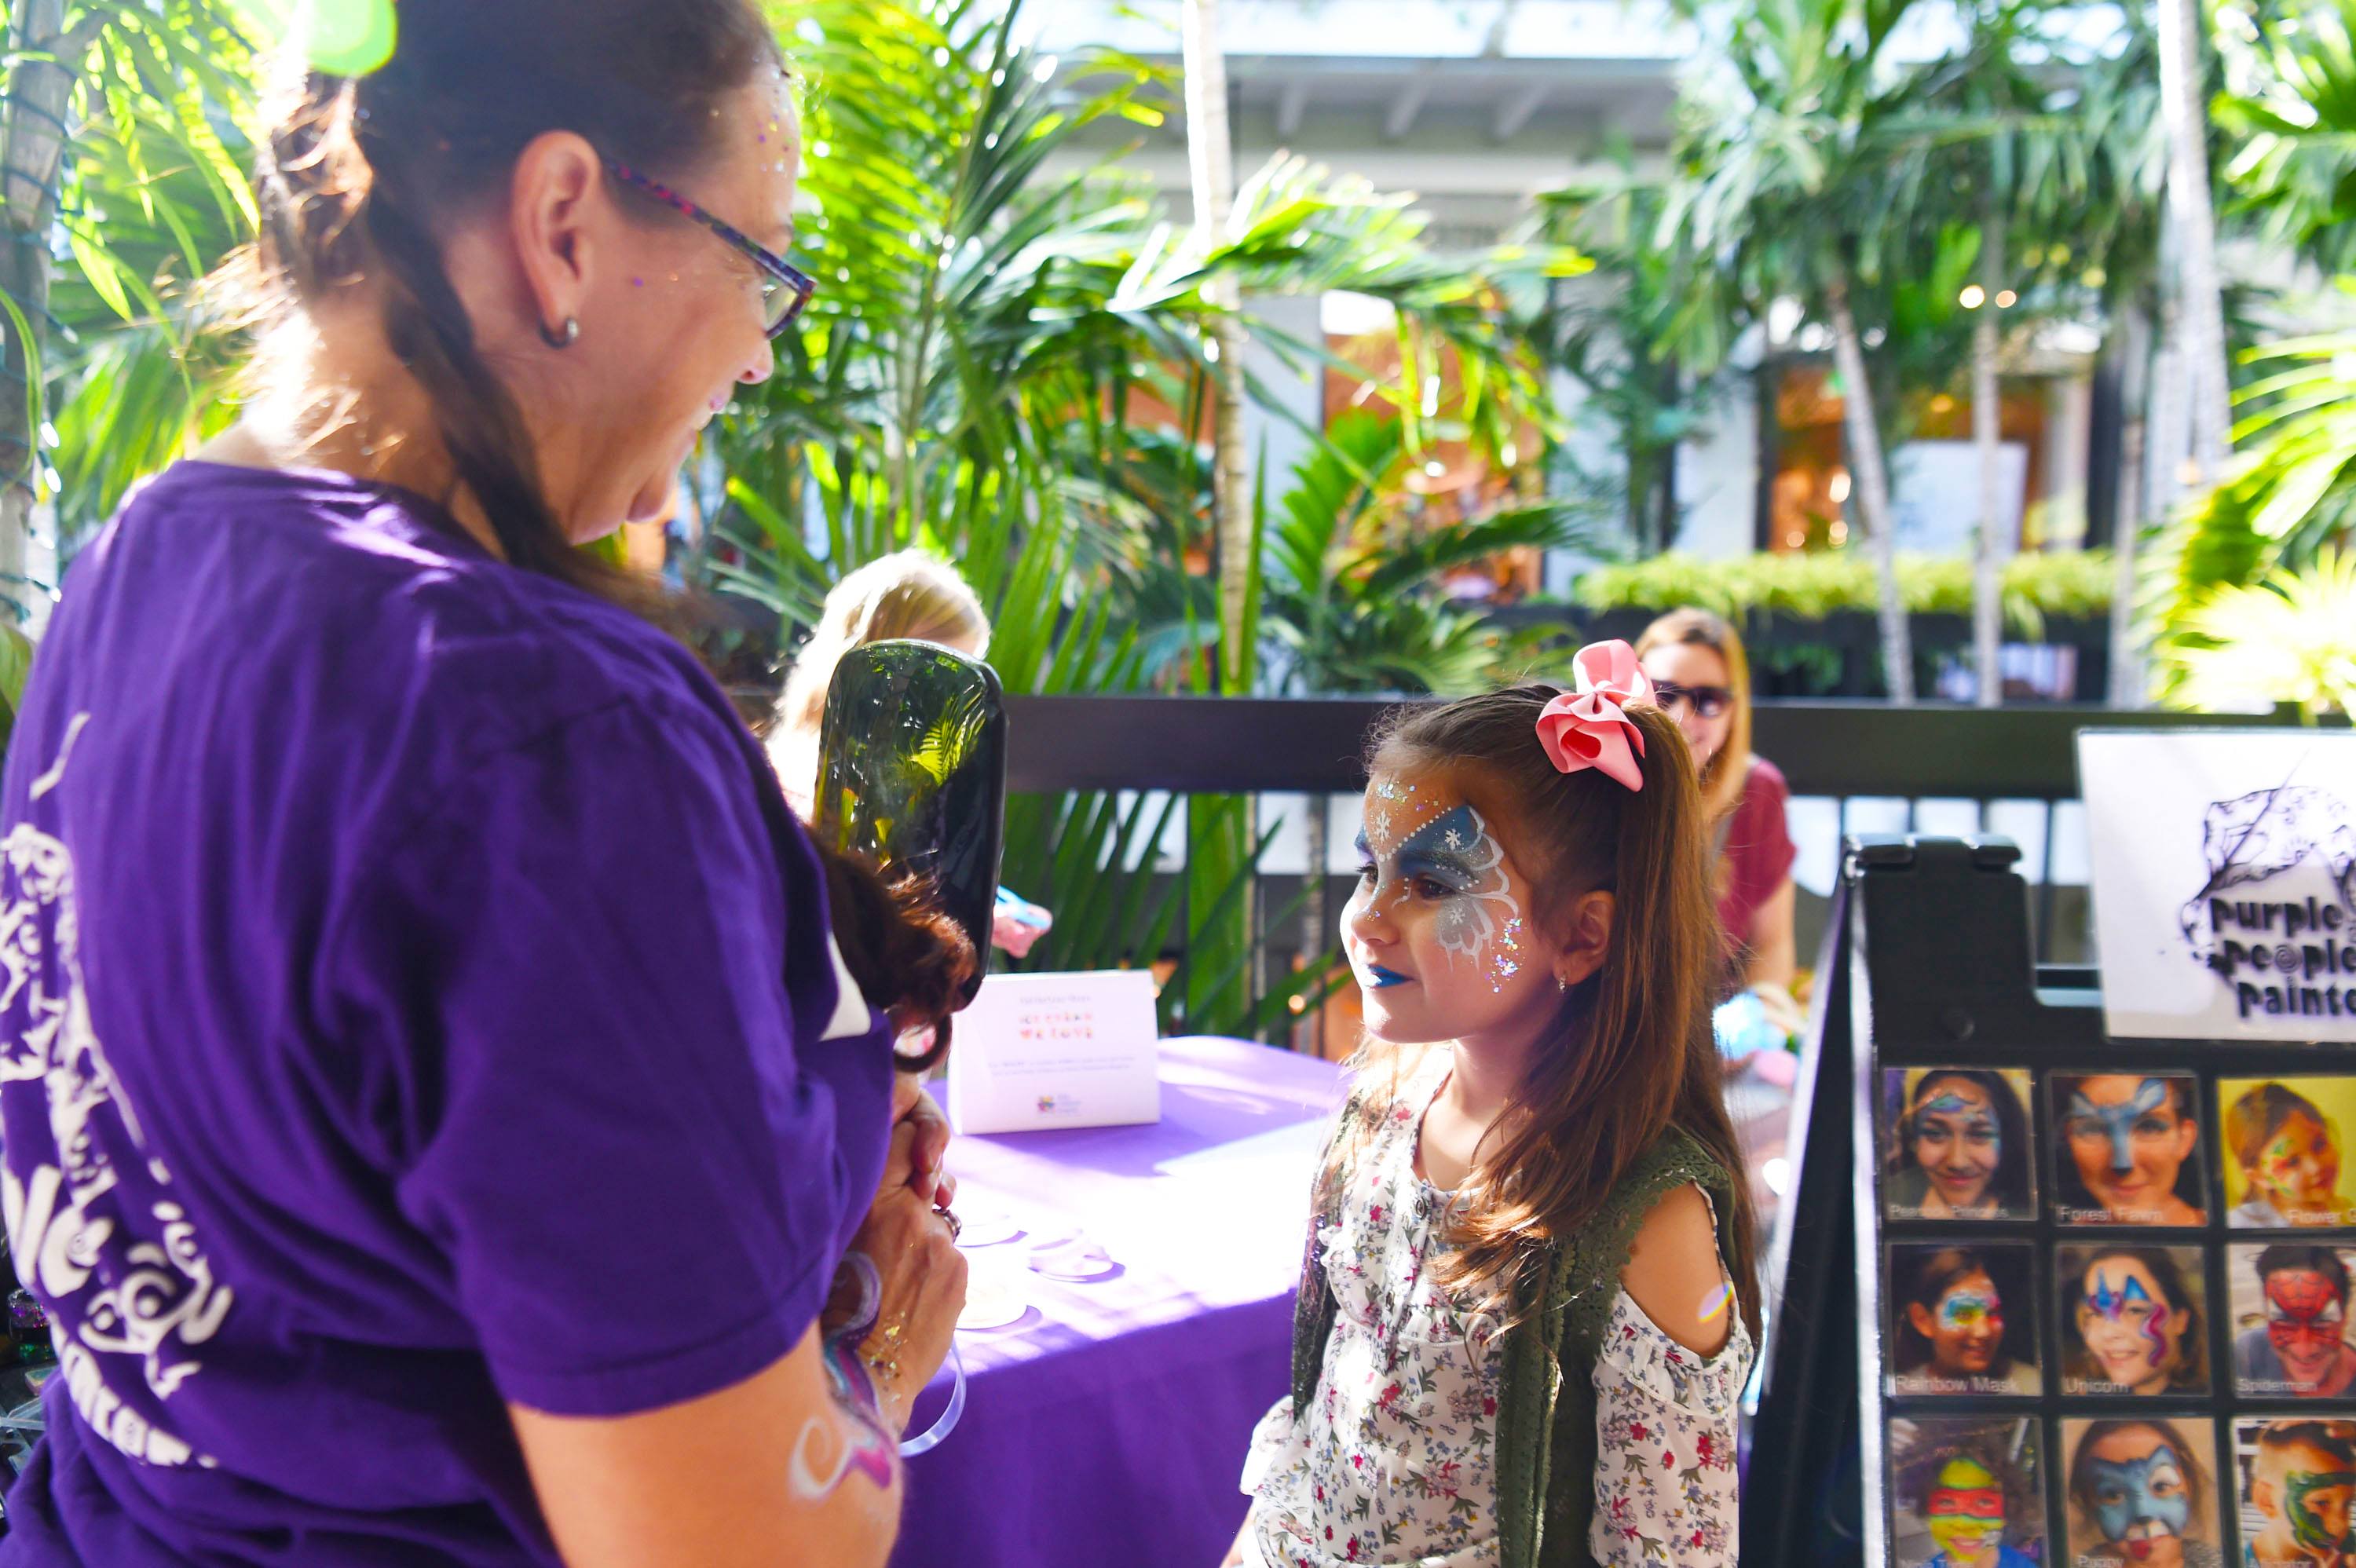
1241;1056;1751;1568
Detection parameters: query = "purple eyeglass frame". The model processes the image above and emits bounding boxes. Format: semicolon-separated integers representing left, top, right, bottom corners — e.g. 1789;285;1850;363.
606;161;816;336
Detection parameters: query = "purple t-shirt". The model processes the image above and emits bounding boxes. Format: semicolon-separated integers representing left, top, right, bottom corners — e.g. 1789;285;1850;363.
0;462;894;1563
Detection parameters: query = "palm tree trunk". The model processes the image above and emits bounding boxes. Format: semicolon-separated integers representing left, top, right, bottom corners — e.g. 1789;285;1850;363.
2108;305;2153;707
2157;0;2233;481
1827;278;1915;703
0;0;75;623
1972;209;2008;709
1180;0;1253;696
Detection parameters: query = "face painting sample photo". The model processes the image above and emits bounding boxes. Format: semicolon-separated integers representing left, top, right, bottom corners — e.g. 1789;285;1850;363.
2231;1245;2356;1399
2063;1417;2222;1568
1888;1242;2040;1397
2057;1245;2208;1397
2237;1420;2356;1568
1887;1416;2046;1568
2051;1073;2208;1226
1884;1067;2036;1221
2221;1077;2356;1228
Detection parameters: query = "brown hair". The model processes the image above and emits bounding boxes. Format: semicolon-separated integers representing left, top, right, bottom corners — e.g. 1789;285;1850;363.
2227;1080;2332;1168
1633;608;1754;825
1355;688;1760;1340
230;4;971;1044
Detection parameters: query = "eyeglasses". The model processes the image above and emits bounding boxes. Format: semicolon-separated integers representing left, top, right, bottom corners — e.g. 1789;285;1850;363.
605;161;817;338
1651;681;1734;721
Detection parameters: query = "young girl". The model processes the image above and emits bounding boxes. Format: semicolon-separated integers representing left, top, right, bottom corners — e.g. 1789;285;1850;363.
2059;1247;2208;1396
1230;643;1760;1568
1886;1069;2035;1220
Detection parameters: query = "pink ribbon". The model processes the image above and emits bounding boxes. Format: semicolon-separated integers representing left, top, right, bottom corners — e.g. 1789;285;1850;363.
1535;640;1655;791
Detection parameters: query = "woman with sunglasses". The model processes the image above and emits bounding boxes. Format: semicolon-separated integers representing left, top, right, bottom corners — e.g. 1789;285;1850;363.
1635;609;1800;1022
0;5;968;1566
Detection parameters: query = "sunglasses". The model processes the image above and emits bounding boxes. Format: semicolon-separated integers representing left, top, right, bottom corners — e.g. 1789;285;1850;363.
605;161;817;338
1650;681;1734;721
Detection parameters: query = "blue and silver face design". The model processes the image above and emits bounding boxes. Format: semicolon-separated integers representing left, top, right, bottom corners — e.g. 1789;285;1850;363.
1351;802;1523;978
2087;1444;2191;1545
2067;1078;2172;1173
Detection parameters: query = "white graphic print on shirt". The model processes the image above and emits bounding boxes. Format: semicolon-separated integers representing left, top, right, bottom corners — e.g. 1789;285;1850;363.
0;714;230;1467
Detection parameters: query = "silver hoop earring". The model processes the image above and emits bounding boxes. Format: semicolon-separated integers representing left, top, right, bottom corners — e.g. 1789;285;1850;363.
540;316;580;349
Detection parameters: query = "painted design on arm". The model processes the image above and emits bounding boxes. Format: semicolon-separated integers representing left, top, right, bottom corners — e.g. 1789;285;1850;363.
792;1253;898;1502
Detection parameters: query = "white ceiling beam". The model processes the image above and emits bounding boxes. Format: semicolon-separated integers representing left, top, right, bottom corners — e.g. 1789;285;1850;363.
1381;77;1431;141
1491;80;1549;141
1275;78;1312;140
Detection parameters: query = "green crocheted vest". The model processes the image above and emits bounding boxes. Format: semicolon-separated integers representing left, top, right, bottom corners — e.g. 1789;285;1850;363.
1285;1108;1736;1568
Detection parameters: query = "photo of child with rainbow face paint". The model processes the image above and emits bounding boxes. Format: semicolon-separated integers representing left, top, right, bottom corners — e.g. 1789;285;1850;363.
1884;1068;2037;1221
2052;1073;2208;1227
2236;1420;2356;1568
2232;1245;2356;1399
2222;1079;2356;1230
1889;1417;2046;1568
2057;1245;2209;1397
1890;1242;2041;1396
2063;1418;2224;1568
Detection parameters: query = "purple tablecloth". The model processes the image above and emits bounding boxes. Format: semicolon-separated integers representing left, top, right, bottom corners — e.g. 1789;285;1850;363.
891;1036;1344;1568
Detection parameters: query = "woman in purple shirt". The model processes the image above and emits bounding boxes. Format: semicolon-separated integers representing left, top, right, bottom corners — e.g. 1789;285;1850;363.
0;3;969;1564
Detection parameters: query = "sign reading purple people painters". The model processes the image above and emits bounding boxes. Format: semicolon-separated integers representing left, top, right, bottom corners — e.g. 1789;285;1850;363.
2079;731;2356;1040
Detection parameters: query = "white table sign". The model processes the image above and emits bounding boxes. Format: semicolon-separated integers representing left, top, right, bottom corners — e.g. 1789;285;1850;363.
945;970;1162;1134
2079;729;2356;1040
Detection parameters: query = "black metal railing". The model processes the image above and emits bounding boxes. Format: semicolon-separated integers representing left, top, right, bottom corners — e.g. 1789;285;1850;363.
1003;696;2333;1044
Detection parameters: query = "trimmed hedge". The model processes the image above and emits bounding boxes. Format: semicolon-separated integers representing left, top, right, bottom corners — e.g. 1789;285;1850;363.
1568;550;2116;634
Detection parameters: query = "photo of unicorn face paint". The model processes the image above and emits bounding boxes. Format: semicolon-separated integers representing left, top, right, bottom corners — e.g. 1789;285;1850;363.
2060;1246;2207;1398
1344;770;1566;1048
2053;1073;2207;1226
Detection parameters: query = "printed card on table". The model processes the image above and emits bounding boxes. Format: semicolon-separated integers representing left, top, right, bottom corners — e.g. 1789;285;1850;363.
944;970;1161;1135
2078;730;2356;1041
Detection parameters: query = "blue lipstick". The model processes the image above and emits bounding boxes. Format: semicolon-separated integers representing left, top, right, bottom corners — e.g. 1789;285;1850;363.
1366;964;1412;989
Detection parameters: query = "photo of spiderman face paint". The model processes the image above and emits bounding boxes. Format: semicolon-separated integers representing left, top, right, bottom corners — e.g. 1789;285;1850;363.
2060;1245;2208;1397
1344;769;1571;1049
2065;1417;2218;1568
2237;1420;2356;1568
2052;1073;2207;1227
2233;1245;2356;1399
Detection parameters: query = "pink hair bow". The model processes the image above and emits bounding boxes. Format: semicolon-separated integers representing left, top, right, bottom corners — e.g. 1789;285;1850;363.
1535;640;1655;791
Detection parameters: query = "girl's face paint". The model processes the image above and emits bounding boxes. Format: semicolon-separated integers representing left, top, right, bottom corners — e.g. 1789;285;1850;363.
1918;1271;2004;1374
2064;1076;2197;1221
1910;1077;2003;1212
1344;772;1559;1049
2254;1110;2343;1220
2076;1257;2184;1390
2085;1432;2193;1559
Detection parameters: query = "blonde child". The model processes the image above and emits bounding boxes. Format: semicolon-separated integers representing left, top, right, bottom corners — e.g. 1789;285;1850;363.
1229;641;1760;1568
768;550;1045;956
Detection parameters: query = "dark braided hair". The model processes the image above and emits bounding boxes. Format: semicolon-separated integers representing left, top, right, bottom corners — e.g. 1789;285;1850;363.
230;2;973;1047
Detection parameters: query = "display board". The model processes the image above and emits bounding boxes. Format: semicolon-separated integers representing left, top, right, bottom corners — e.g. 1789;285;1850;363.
1831;835;2356;1568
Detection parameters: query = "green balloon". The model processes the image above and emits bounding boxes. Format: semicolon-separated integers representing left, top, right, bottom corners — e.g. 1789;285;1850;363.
232;0;398;77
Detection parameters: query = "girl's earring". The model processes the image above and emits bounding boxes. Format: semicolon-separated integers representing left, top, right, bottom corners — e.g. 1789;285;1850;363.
1556;974;1570;993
